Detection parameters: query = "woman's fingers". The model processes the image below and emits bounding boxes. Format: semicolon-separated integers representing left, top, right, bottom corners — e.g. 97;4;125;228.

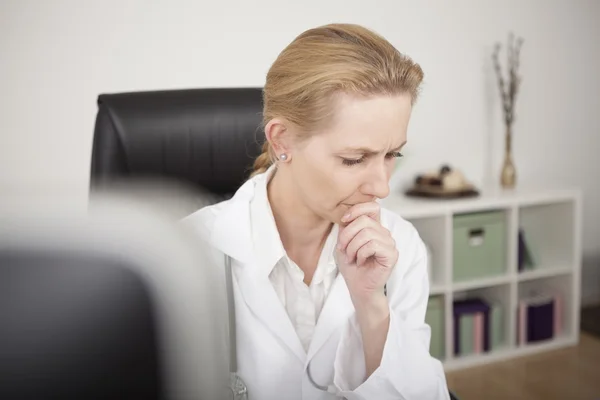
355;240;378;267
356;239;398;267
337;215;382;251
341;201;381;225
337;201;397;268
344;227;393;264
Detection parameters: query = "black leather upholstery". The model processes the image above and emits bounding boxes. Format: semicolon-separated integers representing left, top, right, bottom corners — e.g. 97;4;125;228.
90;87;265;197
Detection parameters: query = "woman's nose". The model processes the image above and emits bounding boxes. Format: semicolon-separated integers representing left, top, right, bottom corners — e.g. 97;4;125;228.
363;164;390;199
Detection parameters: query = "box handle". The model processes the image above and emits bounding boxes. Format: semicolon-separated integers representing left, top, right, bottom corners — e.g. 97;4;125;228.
468;228;485;246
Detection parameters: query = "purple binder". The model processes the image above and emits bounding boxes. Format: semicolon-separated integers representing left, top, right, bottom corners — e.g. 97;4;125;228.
453;298;491;355
527;299;554;342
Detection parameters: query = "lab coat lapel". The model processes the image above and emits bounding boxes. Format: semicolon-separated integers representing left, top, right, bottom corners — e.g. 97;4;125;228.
208;179;255;263
209;181;307;365
236;261;307;364
306;273;354;362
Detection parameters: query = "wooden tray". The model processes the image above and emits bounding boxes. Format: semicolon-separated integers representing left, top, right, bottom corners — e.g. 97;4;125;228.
405;184;480;199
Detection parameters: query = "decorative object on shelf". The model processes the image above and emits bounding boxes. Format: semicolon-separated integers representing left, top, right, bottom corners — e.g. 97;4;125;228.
405;164;479;199
492;32;524;189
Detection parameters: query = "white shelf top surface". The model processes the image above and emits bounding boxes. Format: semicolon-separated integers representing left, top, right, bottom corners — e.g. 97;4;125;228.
381;185;581;219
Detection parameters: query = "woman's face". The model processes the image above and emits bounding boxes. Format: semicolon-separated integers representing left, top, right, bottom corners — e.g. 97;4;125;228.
281;93;413;224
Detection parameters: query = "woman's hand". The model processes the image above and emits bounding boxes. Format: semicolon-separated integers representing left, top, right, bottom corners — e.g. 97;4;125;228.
336;202;397;377
336;202;399;305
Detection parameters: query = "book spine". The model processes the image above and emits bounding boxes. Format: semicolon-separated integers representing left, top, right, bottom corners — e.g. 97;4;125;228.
519;301;527;345
483;307;490;351
454;312;460;355
518;229;525;271
554;294;562;337
473;312;483;353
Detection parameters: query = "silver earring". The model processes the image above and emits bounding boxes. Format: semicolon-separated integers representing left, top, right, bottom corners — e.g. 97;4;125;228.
279;154;288;161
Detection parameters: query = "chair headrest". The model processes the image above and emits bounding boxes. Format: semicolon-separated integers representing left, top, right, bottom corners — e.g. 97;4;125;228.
90;87;265;196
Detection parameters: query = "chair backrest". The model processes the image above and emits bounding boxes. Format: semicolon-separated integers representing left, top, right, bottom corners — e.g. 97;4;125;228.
90;87;265;197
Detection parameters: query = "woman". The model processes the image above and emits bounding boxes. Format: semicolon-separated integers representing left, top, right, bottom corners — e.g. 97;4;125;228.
184;23;450;399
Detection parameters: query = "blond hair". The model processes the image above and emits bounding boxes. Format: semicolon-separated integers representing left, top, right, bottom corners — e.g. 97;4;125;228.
251;23;424;177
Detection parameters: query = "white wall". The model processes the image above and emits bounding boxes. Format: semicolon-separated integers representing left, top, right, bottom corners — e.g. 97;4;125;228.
1;0;599;299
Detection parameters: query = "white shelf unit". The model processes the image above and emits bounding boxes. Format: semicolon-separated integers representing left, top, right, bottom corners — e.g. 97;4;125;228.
381;186;582;371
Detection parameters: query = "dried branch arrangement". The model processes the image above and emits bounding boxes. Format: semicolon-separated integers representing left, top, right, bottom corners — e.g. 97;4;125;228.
492;33;524;128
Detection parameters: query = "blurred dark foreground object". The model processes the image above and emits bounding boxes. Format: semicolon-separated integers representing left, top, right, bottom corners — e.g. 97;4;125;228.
0;197;232;400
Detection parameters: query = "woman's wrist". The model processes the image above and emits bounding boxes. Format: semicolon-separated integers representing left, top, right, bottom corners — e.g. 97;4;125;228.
352;291;391;377
352;291;390;330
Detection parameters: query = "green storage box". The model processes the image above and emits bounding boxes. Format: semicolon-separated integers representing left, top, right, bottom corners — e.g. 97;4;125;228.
453;210;506;282
426;296;445;360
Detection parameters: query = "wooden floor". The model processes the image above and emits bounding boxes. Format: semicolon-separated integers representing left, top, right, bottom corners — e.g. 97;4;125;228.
446;332;600;400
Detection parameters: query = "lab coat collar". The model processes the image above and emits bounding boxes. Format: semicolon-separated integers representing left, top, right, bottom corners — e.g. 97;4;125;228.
208;176;256;264
249;165;287;277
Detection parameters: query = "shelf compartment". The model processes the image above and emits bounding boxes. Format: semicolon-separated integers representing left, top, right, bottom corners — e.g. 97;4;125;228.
517;200;575;274
451;284;511;360
517;275;573;348
408;215;448;288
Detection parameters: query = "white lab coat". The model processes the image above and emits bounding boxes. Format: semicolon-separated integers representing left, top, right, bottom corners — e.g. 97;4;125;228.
183;173;450;400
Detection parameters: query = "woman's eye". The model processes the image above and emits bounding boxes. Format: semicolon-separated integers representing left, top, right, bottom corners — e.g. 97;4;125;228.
386;151;403;159
342;152;402;166
342;157;364;166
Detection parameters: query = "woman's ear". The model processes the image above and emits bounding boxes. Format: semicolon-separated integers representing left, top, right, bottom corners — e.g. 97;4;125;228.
264;118;293;162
